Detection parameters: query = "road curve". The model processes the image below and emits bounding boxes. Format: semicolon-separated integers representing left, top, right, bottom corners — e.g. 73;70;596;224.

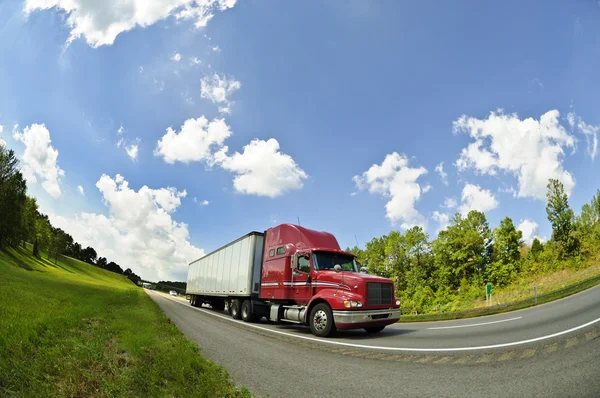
147;288;600;397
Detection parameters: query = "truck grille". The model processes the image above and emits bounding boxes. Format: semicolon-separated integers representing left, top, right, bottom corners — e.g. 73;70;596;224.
367;283;393;306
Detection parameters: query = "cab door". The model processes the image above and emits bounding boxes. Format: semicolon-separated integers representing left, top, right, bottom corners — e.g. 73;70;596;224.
290;255;313;305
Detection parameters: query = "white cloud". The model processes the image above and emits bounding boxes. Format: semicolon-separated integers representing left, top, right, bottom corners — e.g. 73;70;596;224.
422;184;432;193
191;57;202;65
192;197;209;205
78;185;84;196
117;125;124;135
200;73;241;114
24;0;238;48
443;197;457;209
568;112;598;160
12;123;64;198
154;117;231;164
171;52;182;62
432;211;450;232
212;45;221;52
517;219;540;245
454;110;576;199
458;183;498;216
126;142;139;160
0;125;5;147
215;139;307;198
435;161;448;186
50;174;202;281
353;152;428;228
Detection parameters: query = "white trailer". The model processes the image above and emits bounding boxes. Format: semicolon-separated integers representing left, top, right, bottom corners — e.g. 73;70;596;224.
186;232;264;310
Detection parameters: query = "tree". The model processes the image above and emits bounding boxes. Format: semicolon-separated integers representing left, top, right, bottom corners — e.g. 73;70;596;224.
0;146;27;248
546;179;577;255
81;247;98;265
105;261;123;274
530;238;544;261
96;257;108;269
487;217;523;286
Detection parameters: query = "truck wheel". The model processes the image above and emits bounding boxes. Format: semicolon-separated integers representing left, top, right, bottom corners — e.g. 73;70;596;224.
241;300;256;322
365;326;385;334
231;299;242;320
190;295;198;307
309;303;336;337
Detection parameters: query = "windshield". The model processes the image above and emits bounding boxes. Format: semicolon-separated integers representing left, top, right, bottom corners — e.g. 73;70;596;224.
312;252;358;272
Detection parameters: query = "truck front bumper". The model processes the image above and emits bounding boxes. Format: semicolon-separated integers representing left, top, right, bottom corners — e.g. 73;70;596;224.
332;308;401;330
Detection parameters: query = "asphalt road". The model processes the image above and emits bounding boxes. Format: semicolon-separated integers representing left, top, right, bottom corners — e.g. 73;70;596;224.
147;287;600;397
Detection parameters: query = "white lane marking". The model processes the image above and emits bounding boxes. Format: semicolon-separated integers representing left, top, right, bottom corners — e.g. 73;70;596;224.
152;292;600;352
427;316;522;330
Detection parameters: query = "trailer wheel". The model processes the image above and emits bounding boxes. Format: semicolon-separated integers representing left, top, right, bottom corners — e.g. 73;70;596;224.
230;299;242;320
190;295;198;307
364;326;385;334
309;303;336;337
241;300;261;323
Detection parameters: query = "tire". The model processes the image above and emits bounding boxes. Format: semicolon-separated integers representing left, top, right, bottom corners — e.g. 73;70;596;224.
190;295;198;307
241;300;253;322
365;326;385;334
309;303;336;337
231;299;242;320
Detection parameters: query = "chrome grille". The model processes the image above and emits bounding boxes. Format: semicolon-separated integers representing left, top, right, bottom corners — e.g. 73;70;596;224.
367;283;393;306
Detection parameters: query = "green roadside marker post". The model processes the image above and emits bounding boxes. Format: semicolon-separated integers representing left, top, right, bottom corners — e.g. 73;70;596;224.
486;283;493;307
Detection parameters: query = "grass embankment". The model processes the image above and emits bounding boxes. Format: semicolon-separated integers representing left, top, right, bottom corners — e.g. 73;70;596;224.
0;246;250;397
400;263;600;322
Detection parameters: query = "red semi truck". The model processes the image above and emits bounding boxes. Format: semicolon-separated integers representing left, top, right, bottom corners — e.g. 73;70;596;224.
186;224;400;337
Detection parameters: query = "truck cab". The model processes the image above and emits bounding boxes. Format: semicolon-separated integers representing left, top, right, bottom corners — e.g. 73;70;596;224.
258;224;400;337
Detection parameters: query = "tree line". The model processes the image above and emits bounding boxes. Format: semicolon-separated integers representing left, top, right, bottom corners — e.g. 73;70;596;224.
347;179;600;313
0;145;142;284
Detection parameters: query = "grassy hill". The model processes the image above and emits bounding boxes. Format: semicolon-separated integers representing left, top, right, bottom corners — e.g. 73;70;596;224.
0;246;250;397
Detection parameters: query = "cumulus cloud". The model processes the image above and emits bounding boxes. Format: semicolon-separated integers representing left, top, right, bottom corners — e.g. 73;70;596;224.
353;152;428;228
212;45;221;52
154;117;231;164
78;185;84;196
568;112;598;160
50;174;202;281
0;125;5;147
517;219;541;245
458;183;498;215
454;110;576;199
214;139;307;198
171;52;182;62
200;73;241;114
12;123;64;198
24;0;237;48
435;161;448;186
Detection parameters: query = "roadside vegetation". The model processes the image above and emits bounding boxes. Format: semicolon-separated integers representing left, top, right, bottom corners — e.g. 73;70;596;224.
0;245;250;397
347;179;600;316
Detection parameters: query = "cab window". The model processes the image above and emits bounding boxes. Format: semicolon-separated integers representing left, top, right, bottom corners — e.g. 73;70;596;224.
298;256;310;273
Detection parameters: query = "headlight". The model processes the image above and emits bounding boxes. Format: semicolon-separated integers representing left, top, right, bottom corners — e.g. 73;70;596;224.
343;300;363;308
395;299;401;306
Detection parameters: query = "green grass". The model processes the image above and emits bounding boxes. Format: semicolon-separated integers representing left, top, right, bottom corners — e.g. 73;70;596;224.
0;246;251;397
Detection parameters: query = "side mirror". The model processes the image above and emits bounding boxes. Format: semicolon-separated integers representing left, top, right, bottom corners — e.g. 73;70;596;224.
291;254;298;269
334;264;342;272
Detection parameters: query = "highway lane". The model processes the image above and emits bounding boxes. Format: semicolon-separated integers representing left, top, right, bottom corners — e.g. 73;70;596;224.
147;289;600;397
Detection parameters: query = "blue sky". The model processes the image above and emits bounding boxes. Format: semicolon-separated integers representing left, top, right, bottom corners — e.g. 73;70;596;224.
1;0;599;281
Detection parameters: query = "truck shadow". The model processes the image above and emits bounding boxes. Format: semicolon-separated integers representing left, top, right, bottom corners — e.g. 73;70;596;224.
258;320;416;340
